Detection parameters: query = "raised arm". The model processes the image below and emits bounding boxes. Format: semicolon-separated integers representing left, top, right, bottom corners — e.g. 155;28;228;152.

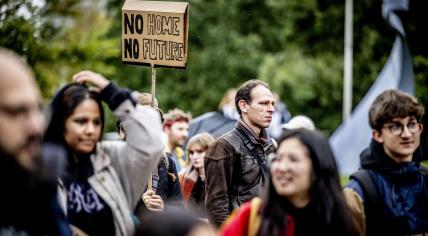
74;70;164;209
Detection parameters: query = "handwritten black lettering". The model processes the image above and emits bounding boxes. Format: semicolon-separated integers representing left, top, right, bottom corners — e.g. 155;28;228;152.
142;39;183;61
124;38;139;59
147;14;180;36
124;13;144;34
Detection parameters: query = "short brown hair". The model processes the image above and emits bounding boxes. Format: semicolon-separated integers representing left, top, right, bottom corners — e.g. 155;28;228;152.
235;80;269;116
163;108;192;128
369;90;425;130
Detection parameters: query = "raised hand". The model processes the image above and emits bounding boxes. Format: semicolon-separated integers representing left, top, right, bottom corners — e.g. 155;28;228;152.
72;70;109;92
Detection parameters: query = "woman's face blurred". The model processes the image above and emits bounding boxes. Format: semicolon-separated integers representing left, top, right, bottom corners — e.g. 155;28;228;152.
271;137;312;207
188;144;206;169
64;99;102;155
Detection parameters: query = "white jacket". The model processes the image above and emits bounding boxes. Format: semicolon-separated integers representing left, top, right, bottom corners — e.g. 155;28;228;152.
59;100;164;236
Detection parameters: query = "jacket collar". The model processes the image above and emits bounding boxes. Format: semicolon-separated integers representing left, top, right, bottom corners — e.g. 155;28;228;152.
91;143;111;172
360;139;422;177
236;119;270;145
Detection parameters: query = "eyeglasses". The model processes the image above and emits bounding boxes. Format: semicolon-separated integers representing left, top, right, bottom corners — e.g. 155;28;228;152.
384;121;422;136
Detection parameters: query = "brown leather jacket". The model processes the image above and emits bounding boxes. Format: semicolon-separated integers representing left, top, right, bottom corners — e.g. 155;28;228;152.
205;120;276;227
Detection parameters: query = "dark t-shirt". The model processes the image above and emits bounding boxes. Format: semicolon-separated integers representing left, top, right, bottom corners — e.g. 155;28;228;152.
0;153;71;236
65;156;115;236
67;180;115;236
189;177;206;216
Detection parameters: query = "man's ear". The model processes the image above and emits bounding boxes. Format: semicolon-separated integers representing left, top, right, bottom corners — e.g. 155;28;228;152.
238;100;248;114
372;129;384;144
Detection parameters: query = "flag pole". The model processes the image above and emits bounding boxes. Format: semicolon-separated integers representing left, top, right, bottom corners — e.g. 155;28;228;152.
343;0;353;120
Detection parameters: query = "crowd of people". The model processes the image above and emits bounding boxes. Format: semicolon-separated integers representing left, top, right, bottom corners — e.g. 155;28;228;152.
1;47;427;236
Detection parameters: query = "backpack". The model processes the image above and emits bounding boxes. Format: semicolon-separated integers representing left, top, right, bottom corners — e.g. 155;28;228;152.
350;165;428;235
351;166;428;204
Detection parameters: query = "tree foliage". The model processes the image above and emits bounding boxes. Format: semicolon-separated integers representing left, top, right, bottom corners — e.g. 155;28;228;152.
1;0;427;145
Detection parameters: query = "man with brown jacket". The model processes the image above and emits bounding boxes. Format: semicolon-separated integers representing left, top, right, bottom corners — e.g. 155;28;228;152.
204;80;276;227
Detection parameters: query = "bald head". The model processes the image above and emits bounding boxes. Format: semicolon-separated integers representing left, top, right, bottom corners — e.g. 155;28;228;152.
0;48;44;171
0;49;37;89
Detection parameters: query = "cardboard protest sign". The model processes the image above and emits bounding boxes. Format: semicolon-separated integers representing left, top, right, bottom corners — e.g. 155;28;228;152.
122;1;189;68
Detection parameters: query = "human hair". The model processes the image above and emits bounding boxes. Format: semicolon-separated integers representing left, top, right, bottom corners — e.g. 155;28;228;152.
218;88;237;110
235;80;269;116
186;133;214;166
135;92;159;108
257;129;358;236
44;84;105;151
369;90;425;131
163;108;191;128
135;92;164;122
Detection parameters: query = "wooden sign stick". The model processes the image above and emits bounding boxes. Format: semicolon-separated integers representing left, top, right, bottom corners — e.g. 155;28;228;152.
147;63;157;191
151;63;156;108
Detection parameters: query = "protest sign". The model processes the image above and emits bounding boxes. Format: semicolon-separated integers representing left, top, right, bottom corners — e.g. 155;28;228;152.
122;1;189;68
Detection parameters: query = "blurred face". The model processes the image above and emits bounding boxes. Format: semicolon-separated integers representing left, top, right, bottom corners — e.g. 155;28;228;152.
64;99;102;155
373;116;423;163
187;223;216;236
188;144;206;169
0;59;44;171
166;121;189;148
240;85;275;133
271;137;312;207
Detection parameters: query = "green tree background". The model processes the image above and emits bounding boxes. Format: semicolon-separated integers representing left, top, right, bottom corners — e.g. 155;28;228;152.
1;0;427;148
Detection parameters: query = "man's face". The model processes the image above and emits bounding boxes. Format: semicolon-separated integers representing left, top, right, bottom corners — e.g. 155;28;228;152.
0;59;44;170
166;121;189;148
373;116;423;163
241;85;275;132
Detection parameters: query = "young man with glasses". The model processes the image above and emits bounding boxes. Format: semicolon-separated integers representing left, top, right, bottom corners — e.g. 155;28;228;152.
345;89;428;236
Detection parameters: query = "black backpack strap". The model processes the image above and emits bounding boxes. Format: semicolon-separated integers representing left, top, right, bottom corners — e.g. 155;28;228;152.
233;128;268;183
420;165;428;175
350;169;379;204
350;169;384;236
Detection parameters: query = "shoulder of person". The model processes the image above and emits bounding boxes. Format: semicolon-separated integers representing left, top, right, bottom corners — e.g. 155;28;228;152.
343;188;366;236
206;137;238;161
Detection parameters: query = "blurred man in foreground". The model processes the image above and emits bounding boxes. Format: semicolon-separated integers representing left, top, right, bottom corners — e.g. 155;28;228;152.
0;48;71;235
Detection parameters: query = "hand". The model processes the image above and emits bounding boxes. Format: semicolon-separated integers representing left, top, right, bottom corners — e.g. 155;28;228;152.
72;70;109;92
142;190;164;212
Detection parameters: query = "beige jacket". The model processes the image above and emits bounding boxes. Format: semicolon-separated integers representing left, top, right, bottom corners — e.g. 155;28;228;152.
59;100;164;236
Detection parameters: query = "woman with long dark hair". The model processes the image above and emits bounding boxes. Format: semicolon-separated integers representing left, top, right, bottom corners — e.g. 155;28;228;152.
44;70;164;236
220;129;360;236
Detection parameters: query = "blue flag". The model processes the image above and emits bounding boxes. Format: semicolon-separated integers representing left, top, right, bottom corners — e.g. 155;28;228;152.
330;0;414;175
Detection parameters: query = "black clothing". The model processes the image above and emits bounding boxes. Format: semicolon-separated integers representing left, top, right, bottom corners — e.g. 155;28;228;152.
66;155;115;236
135;154;183;216
285;200;357;236
189;177;206;215
0;151;71;236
